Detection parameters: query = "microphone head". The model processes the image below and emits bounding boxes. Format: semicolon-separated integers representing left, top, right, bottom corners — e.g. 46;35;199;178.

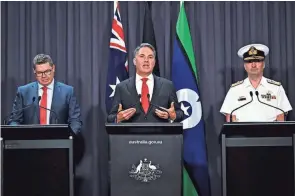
38;96;42;102
255;91;259;96
147;94;150;99
138;94;141;98
249;91;253;97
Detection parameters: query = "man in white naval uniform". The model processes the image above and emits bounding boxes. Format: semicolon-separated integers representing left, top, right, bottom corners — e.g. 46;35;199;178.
220;43;292;122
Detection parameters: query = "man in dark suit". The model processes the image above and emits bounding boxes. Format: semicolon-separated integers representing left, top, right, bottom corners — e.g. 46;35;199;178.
107;43;184;123
8;54;82;134
6;54;82;196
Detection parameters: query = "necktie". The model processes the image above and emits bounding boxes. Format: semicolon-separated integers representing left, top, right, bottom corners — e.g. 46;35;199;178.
141;78;149;113
40;86;47;124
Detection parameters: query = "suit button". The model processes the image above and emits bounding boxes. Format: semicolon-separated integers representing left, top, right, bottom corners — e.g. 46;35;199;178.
144;117;147;120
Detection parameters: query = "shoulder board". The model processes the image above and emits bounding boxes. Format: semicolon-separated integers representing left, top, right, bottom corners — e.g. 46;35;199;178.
267;79;281;86
231;80;244;88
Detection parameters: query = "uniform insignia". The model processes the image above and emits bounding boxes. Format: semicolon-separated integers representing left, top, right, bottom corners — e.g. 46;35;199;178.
231;80;244;87
248;46;258;55
267;79;281;86
261;91;273;101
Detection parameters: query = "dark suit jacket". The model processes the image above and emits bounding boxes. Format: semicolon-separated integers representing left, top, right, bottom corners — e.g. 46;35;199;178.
107;75;184;123
8;81;82;134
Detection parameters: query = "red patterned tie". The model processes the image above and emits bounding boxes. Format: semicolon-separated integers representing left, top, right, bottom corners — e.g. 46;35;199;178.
141;78;149;113
40;86;47;124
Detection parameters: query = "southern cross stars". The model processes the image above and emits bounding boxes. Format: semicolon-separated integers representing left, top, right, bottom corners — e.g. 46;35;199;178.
109;77;120;97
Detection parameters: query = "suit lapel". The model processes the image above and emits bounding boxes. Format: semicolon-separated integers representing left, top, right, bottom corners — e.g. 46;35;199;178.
127;75;163;115
50;81;60;124
150;76;162;103
32;81;39;123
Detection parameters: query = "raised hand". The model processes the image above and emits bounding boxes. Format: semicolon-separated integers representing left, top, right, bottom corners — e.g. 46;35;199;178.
116;104;136;123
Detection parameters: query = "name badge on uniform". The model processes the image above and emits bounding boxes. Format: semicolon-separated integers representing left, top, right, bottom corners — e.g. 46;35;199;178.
238;96;246;101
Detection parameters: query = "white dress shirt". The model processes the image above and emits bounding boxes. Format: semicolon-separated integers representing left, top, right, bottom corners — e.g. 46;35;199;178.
220;77;292;122
38;79;55;124
135;73;154;101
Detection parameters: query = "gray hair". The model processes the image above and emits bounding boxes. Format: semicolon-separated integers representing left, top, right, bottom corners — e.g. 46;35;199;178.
33;54;54;69
133;43;156;58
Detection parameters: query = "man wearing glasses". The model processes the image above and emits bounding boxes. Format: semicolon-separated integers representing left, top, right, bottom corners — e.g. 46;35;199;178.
7;54;82;134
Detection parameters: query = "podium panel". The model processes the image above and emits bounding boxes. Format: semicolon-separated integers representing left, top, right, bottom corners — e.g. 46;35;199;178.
4;148;70;196
106;123;183;196
226;146;293;196
221;122;295;196
1;125;74;196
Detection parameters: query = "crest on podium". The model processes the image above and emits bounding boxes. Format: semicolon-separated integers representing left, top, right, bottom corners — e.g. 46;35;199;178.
129;158;162;183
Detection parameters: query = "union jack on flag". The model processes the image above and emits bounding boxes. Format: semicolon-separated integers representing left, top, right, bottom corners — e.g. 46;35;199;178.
105;1;128;113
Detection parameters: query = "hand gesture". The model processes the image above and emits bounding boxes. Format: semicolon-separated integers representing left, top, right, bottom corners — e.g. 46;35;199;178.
155;102;176;120
116;104;136;123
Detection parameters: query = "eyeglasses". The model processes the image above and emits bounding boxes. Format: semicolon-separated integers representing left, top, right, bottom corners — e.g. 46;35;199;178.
35;69;52;77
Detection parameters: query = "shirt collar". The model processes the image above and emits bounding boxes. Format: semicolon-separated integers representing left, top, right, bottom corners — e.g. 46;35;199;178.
136;73;154;82
38;78;55;90
244;76;267;88
260;76;267;87
244;78;251;87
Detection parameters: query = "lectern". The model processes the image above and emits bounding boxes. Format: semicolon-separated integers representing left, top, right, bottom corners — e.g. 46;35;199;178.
0;124;74;196
106;122;183;196
220;122;295;196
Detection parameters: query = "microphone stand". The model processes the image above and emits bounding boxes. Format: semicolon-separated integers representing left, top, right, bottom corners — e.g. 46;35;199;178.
147;94;171;122
230;91;254;122
255;91;286;121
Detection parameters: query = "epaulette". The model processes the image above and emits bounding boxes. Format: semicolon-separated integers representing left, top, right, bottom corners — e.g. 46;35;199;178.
267;79;281;86
231;80;244;88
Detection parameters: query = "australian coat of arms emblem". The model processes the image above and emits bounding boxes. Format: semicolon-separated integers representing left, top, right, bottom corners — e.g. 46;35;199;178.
129;158;162;183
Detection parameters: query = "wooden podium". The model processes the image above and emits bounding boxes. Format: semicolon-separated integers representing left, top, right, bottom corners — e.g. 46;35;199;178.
106;122;183;196
220;122;295;196
0;124;74;196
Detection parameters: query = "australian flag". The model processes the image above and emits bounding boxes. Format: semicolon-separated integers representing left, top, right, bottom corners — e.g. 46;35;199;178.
105;1;128;113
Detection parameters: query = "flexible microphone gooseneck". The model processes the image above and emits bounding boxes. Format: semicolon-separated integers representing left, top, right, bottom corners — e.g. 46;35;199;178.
230;91;254;122
147;94;170;120
115;94;141;123
38;96;59;124
3;97;36;125
255;91;286;121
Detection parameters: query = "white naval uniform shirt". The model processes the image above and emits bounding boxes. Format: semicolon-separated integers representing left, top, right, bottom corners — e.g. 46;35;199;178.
220;77;292;122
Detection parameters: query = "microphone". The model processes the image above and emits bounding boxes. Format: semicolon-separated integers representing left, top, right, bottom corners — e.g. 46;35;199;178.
38;96;59;124
115;94;141;123
147;94;171;121
117;94;141;114
230;91;254;122
255;91;286;121
3;97;36;125
131;94;142;109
